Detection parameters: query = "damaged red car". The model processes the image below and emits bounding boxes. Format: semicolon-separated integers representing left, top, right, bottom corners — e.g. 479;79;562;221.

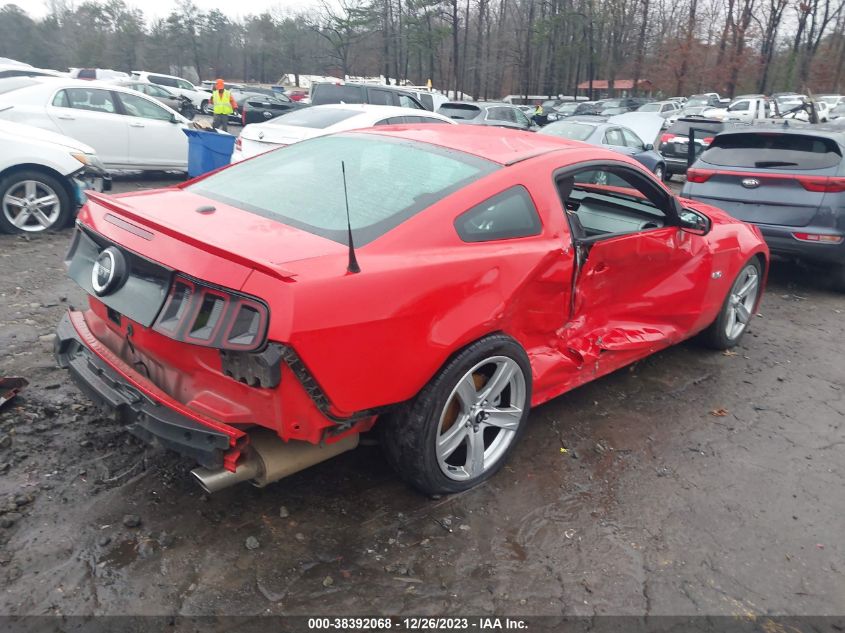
55;126;768;495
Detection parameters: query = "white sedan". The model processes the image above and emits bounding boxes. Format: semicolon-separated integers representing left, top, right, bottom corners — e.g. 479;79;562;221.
0;76;191;171
0;119;109;233
231;104;456;162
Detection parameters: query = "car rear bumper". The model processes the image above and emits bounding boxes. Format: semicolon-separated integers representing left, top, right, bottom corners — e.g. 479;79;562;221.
754;224;845;265
664;156;690;173
54;311;240;469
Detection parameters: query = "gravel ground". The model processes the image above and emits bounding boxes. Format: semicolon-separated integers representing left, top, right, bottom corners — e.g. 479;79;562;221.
0;173;843;622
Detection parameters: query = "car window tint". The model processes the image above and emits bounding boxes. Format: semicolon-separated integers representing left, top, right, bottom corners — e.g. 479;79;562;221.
406;115;448;124
729;100;750;112
268;107;360;128
488;107;516;123
701;133;842;170
667;119;724;136
455;186;542;242
310;84;364;105
621;128;644;149
374;117;402;125
51;89;69;108
188;134;499;246
77;69;96;80
65;88;117;114
176;79;193;90
559;167;667;238
604;128;625;146
438;104;480;120
369;89;393;105
420;94;434;110
514;108;531;127
149;75;176;87
117;92;172;120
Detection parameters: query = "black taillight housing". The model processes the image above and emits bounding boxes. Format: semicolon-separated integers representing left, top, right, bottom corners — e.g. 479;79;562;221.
153;275;269;351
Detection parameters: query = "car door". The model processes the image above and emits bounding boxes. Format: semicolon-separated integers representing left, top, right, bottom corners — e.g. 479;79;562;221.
512;107;534;130
46;87;129;167
114;90;186;169
726;99;752;121
603;127;631;154
620;127;659;171
555;162;713;371
485;106;520;129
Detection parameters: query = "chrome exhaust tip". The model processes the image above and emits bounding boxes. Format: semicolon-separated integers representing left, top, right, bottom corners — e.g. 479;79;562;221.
190;460;261;494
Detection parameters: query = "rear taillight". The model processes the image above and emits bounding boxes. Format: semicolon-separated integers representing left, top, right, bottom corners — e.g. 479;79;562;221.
701;136;714;145
234;136;242;151
685;169;713;183
153;275;268;351
659;133;672;144
796;176;845;193
792;232;844;244
241;109;246;125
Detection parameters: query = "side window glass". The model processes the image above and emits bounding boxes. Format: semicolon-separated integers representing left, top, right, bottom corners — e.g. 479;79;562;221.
604;128;625;146
374;118;395;126
486;107;507;121
621;128;644;149
117;92;172;121
52;89;69;108
729;100;750;112
369;89;392;105
66;88;117;114
455;186;542;242
399;94;423;109
559;167;666;239
177;80;193;90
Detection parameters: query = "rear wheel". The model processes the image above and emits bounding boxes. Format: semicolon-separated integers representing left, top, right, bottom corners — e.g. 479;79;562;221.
0;170;72;234
653;164;666;181
701;258;763;349
201;99;211;115
379;334;532;495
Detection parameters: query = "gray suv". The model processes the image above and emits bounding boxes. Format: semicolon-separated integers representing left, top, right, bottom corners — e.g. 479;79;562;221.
682;124;845;287
437;102;537;131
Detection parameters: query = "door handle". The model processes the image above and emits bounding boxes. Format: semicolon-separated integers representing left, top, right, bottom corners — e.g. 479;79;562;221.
56;114;75;120
129;122;145;127
592;262;610;274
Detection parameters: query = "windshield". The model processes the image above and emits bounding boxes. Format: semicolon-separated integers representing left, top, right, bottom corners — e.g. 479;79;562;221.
637;103;661;112
187;134;498;245
267;107;359;128
539;121;595;141
687;96;711;106
555;103;578;114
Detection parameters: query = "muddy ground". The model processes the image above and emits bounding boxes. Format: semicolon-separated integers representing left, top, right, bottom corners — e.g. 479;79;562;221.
0;174;843;622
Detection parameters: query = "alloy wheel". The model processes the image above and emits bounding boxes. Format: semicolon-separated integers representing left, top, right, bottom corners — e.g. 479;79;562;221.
725;264;760;340
435;356;527;481
2;180;61;232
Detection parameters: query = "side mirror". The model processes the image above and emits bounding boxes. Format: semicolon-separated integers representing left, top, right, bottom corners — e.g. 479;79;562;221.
170;113;180;123
644;143;654;151
678;206;711;235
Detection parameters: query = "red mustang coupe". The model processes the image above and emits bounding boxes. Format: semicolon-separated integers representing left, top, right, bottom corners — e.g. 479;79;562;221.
55;126;768;495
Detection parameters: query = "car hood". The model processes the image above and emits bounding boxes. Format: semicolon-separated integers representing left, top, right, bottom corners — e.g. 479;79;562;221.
0;119;95;153
607;112;664;143
240;122;324;145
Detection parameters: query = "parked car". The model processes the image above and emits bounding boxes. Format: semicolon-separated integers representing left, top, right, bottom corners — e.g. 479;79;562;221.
437;102;537;131
111;80;196;119
658;117;726;179
599;106;629;116
816;94;842;107
637;100;681;120
682;125;845;287
687;93;724;108
0;119;110;234
0;77;192;172
829;103;845;120
599;98;639;114
545;102;580;122
572;101;604;115
0;63;65;79
55;125;768;496
310;82;426;110
131;71;211;113
400;87;450;111
665;105;715;126
232;103;455;162
239;93;304;126
539;115;667;179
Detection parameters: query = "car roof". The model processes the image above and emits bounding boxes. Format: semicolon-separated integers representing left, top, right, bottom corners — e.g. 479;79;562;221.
720;120;845;141
302;103;451;118
443;101;511;107
355;124;579;166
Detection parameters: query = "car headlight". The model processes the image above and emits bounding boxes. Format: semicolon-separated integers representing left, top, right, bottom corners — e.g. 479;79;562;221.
71;152;106;171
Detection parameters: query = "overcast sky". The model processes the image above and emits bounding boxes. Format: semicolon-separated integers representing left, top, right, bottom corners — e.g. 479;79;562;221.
19;0;320;21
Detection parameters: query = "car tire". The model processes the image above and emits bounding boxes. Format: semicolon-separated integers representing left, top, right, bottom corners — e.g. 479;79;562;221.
701;257;763;350
379;334;532;495
0;169;73;234
664;172;674;182
653;164;666;181
201;100;211;115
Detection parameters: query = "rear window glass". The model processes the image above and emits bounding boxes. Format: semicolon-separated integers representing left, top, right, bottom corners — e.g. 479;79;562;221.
667;119;724;136
187;134;498;245
268;107;359;129
455;186;542;242
539;121;595;141
701;133;843;170
311;84;365;105
439;104;480;120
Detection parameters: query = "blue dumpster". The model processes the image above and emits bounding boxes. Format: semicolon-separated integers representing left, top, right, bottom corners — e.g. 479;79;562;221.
184;129;236;178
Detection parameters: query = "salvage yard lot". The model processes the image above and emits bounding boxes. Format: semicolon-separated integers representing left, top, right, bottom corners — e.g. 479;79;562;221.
0;174;843;619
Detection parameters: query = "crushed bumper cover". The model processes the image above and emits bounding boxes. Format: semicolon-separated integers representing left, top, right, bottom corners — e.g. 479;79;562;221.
55;312;233;469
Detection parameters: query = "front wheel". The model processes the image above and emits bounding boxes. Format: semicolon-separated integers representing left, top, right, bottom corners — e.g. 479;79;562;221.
0;170;72;234
379;334;532;495
653;164;666;181
701;258;763;350
201;100;211;115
